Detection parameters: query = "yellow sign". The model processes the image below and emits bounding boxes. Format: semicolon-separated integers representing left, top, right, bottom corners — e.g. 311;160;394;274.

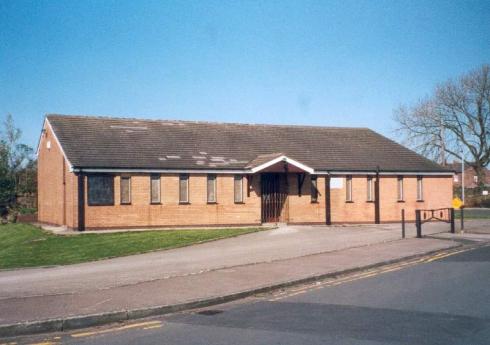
452;197;463;209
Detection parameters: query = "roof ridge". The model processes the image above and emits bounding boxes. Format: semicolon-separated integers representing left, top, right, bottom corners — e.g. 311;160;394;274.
45;113;370;131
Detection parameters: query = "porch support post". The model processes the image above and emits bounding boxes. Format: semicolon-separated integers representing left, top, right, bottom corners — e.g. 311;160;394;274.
297;173;306;196
325;175;331;225
77;171;85;232
374;167;380;224
246;175;253;197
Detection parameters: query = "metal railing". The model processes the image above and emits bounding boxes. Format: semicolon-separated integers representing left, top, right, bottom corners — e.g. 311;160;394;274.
415;208;455;238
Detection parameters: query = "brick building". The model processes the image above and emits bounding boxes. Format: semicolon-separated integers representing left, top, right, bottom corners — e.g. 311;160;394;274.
445;162;490;188
37;114;454;231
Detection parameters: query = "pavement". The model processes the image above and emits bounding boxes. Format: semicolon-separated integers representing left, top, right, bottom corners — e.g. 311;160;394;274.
0;221;488;338
9;240;490;344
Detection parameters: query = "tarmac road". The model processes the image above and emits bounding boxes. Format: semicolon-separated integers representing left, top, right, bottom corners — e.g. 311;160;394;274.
8;243;490;345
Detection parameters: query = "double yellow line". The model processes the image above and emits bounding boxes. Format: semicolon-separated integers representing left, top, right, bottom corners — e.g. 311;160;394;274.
70;320;162;339
269;245;479;301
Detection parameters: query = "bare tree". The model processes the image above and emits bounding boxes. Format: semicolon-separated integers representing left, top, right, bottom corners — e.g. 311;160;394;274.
395;64;490;189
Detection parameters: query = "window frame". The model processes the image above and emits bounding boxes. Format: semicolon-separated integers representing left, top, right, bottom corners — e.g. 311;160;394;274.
417;176;424;201
150;174;161;204
397;176;404;202
366;176;374;202
346;175;353;202
120;175;131;205
310;175;318;203
87;174;115;206
179;174;190;204
234;175;244;203
207;174;217;203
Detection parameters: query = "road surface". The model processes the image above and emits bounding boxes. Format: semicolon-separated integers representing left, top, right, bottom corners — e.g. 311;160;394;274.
8;244;490;345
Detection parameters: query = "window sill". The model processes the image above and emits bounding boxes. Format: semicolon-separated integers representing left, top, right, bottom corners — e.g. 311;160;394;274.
310;201;319;204
207;201;218;204
88;203;115;207
416;200;425;203
366;200;375;203
120;202;132;206
234;201;245;204
345;201;354;203
397;200;405;203
150;202;162;205
179;202;191;205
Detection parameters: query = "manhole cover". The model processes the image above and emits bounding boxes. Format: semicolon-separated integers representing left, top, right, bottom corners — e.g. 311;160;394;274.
197;309;224;316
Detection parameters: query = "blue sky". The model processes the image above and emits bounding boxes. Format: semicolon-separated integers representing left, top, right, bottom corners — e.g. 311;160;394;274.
1;0;489;148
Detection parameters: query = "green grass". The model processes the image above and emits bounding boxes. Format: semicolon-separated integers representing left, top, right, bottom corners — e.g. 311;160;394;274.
454;208;490;219
0;223;262;269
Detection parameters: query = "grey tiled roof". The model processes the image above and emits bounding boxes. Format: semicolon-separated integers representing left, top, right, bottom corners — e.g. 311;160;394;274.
46;114;451;173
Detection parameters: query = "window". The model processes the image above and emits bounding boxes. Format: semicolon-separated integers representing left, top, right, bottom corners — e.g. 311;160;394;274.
120;176;131;204
474;175;478;183
397;176;404;201
311;176;318;202
179;174;189;203
346;176;353;202
87;174;114;206
454;175;459;182
234;175;243;203
207;174;217;203
367;176;374;202
417;176;423;201
150;174;161;204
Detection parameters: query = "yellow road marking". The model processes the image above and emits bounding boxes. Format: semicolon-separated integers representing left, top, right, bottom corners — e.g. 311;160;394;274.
269;247;475;301
71;320;162;338
143;325;163;330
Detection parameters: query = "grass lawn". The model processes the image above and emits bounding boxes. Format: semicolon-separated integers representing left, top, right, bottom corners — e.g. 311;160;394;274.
454;208;490;219
0;223;262;270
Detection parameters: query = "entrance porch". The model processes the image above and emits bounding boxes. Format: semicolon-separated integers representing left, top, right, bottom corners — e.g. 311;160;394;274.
246;153;325;224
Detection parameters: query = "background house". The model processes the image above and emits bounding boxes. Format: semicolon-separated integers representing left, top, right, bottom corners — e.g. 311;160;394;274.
445;162;490;188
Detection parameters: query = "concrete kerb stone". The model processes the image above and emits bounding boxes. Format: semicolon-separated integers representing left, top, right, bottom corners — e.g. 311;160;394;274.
0;319;63;338
62;310;129;331
1;241;477;339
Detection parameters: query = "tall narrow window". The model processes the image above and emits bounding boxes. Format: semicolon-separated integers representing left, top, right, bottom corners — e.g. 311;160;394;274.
87;174;114;206
120;176;131;204
367;176;374;201
417;176;423;201
397;176;404;201
346;176;353;202
150;174;161;204
207;174;217;203
179;174;189;203
234;175;243;203
311;175;318;202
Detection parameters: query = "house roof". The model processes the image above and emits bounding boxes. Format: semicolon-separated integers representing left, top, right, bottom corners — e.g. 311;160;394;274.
445;162;490;175
45;114;452;174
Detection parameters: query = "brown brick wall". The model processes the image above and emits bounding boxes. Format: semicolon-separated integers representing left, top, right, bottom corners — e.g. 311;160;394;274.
329;175;453;223
37;122;78;228
287;174;326;224
330;176;376;223
83;174;262;229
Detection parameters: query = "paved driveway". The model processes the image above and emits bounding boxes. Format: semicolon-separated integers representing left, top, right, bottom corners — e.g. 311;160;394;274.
0;222;455;299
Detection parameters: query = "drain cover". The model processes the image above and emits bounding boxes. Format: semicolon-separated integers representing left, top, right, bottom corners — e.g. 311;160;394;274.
197;309;224;316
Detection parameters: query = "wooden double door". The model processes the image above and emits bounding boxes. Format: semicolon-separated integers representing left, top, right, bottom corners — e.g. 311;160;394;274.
261;173;288;223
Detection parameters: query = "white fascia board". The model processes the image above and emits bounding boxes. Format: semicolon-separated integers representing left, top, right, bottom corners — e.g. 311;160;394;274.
73;168;252;174
37;117;74;170
35;117;46;157
316;171;454;176
250;155;314;174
